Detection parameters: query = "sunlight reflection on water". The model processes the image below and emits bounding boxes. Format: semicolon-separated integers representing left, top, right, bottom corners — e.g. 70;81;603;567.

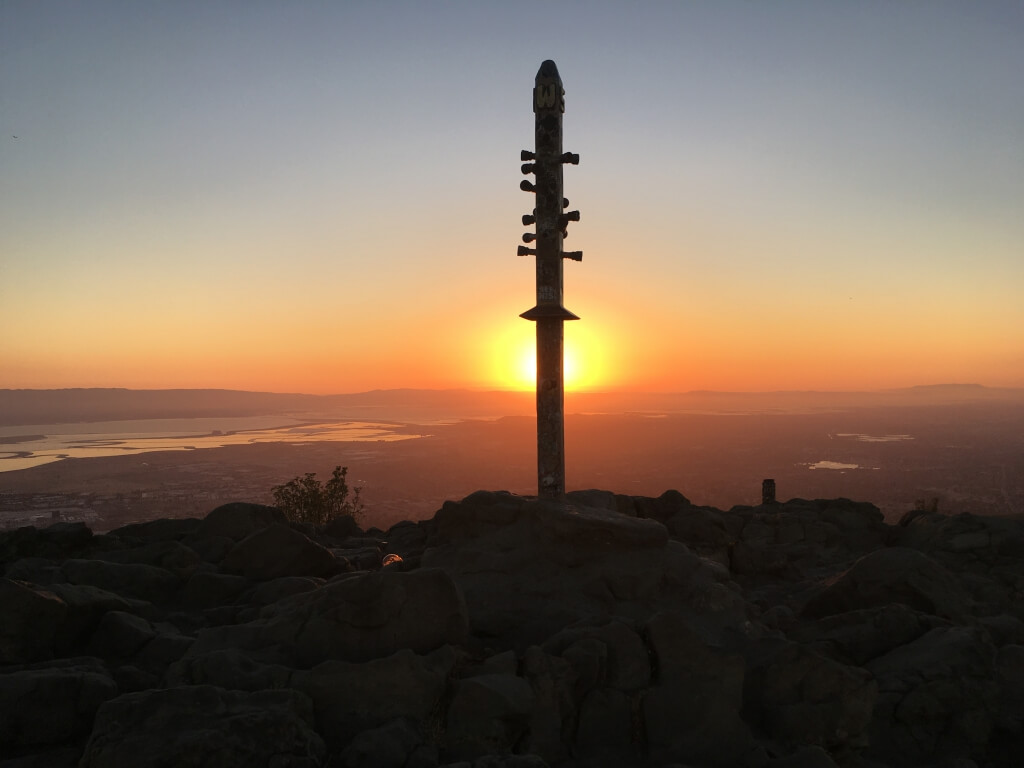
0;418;421;473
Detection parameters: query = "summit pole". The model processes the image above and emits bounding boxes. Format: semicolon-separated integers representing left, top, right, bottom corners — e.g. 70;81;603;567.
518;60;582;498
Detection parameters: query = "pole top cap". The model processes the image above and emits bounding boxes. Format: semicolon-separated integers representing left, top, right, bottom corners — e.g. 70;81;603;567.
536;60;562;84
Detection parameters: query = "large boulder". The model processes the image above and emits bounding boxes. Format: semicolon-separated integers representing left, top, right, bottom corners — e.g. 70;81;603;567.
193;502;287;542
519;646;576;765
107;517;200;542
897;512;1024;621
180;570;249;610
186;567;468;668
88;610;156;659
421;492;680;650
92;540;201;580
730;499;886;579
0;578;68;664
60;559;180;604
642;610;759;767
45;583;137;654
219;523;338;580
802;547;974;621
79;685;325;768
166;647;293;691
444;673;536;760
0;522;94;566
542;618;651;693
291;645;456;750
865;626;999;766
339;717;424;768
0;657;117;750
743;637;877;752
788;604;946;667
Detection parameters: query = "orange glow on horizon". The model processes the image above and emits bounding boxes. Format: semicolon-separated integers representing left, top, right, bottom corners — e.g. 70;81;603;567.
480;320;613;393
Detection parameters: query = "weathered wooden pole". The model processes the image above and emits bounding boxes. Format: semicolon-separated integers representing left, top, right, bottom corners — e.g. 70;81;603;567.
518;60;582;498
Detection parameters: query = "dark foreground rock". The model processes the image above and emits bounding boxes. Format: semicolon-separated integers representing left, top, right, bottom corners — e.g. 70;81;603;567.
2;493;1024;767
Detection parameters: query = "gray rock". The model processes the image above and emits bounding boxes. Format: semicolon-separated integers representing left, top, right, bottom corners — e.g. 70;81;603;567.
60;559;180;604
258;567;468;667
194;501;287;542
422;493;673;650
0;657;117;749
180;569;248;609
107;517;200;542
45;583;137;654
468;757;550;768
995;644;1024;731
3;557;65;585
0;522;94;565
0;746;82;767
166;647;293;691
519;646;575;765
79;685;325;768
247;575;324;608
0;578;67;664
323;513;361;540
444;674;535;760
980;613;1024;647
88;610;155;659
93;540;200;580
220;523;338;580
766;746;840;768
866;626;999;766
543;618;650;692
789;604;945;666
574;687;635;760
802;547;973;621
183;533;234;564
743;637;877;751
340;717;422;768
291;645;455;750
642;610;757;767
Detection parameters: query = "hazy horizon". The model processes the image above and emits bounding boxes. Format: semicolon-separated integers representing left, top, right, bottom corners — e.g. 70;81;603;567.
2;1;1022;395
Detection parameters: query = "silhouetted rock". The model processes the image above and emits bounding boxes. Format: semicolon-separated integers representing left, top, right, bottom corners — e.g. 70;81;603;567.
865;626;999;766
743;637;877;752
79;685;325;767
802;547;973;621
642;610;758;767
0;657;117;751
3;490;1024;766
0;522;94;566
0;578;66;664
194;501;287;541
220;523;338;580
91;540;200;580
788;603;946;666
60;558;180;604
107;517;200;542
445;674;535;760
46;583;136;654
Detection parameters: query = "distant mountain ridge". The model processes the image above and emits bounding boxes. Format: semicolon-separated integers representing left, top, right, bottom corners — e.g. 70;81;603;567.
1;384;1021;428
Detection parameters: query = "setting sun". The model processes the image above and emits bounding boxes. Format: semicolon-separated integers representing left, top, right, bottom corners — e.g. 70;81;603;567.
485;321;608;392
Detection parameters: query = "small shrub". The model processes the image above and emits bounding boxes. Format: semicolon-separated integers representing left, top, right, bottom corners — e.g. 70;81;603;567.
272;465;363;526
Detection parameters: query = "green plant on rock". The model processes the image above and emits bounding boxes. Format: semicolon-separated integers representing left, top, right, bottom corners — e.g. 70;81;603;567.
272;465;363;526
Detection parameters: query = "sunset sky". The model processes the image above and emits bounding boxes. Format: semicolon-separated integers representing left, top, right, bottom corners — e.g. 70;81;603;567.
2;1;1022;394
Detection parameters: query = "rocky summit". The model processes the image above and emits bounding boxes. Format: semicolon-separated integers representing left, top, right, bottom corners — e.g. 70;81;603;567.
2;491;1024;768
